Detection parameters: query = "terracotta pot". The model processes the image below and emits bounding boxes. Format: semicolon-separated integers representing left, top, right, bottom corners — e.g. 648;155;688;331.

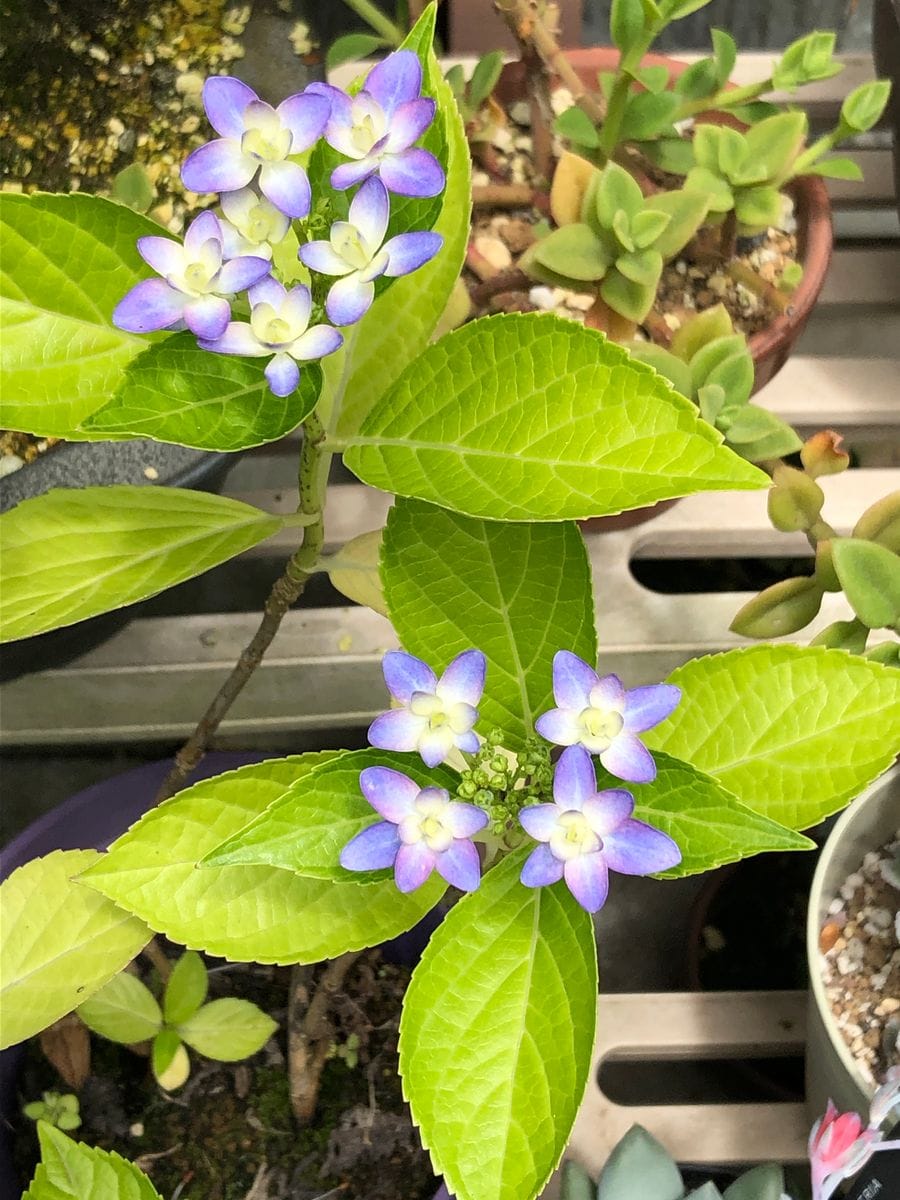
491;48;833;401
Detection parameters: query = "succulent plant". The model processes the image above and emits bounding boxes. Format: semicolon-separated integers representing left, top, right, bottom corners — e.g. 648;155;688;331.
626;305;801;462
445;52;505;136
560;1125;787;1200
22;1091;81;1132
521;160;708;323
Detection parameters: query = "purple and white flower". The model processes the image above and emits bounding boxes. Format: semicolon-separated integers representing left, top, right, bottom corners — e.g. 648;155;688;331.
368;649;485;768
309;51;444;197
181;77;329;218
113;210;270;340
299;177;442;326
519;745;681;912
198;277;342;397
340;766;488;893
535;650;681;784
219;188;291;260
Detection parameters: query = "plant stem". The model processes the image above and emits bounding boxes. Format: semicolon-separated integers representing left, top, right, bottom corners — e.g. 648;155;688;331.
154;413;331;803
673;78;772;121
142;938;173;981
288;951;363;1125
340;0;404;44
494;0;606;126
727;259;793;315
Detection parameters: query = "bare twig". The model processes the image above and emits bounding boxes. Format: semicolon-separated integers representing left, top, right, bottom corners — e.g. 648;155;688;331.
494;0;605;125
142;938;173;982
154;413;330;803
472;182;536;207
288;952;364;1126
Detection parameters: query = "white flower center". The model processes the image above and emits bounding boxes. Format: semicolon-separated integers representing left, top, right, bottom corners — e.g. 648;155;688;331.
263;316;292;345
242;124;292;163
334;226;371;271
246;203;274;242
578;706;624;750
350;111;380;154
399;790;454;852
549;810;601;862
409;692;473;734
181;260;216;294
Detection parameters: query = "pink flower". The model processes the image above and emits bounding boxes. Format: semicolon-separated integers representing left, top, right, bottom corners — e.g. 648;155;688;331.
809;1086;900;1200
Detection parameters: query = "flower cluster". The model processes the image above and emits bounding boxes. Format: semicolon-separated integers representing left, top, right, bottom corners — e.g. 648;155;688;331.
340;647;682;911
113;52;445;396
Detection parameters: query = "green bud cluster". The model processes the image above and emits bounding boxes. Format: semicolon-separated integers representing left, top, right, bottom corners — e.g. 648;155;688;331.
455;733;554;838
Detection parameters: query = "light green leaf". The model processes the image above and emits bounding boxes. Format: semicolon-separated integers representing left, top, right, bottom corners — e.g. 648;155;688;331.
24;1123;162;1200
805;156;864;181
202;749;458;879
0;850;150;1050
178;998;277;1060
595;161;645;227
163;950;208;1025
152;1030;190;1090
611;0;646;54
327;12;471;437
530;224;611;281
77;972;162;1045
711;28;737;87
724;406;802;462
626;341;693;398
468;51;505;111
618;91;680;142
0;193;162;438
554;106;601;149
723;1164;785;1200
327;528;388;616
399;851;597;1200
600;751;814;878
342;314;767;522
616;247;663;287
0;487;282;641
832;538;900;630
382;499;596;744
647;189;711;258
645;645;900;829
596;1125;683;1200
83;334;321;450
840;80;892;134
326;32;390;70
79;755;445;964
601;267;656;323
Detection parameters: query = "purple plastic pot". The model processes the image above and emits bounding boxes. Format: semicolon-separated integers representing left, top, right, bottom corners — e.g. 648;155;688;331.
1;753;451;1198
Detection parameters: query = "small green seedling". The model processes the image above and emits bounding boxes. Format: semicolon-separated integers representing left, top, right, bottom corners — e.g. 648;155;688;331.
22;1092;81;1132
627;304;801;462
77;951;277;1091
560;1124;786;1200
111;163;156;215
522;159;708;325
328;1032;361;1070
445;52;505;133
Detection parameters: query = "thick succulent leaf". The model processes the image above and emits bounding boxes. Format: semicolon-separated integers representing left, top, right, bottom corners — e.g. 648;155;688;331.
0;193;162;438
341;314;767;522
840;80;892;134
382;499;597;745
805;157;864;181
619;91;680;141
529;223;611;281
671;304;734;361
84;334;322;451
626;341;694;398
831;538;900;630
683;166;734;214
77;972;163;1044
555;106;602;149
594;161;645;227
24;1123;161;1200
600;266;656;322
399;851;597;1200
178;998;277;1060
734;185;783;233
616;247;664;287
644;645;900;829
327;9;472;437
722;1164;786;1200
724;406;802;461
636;136;696;175
645;189;711;257
202;750;458;879
0;850;149;1049
551;152;600;227
597;751;813;878
743;111;807;181
596;1125;683;1200
0;487;282;641
79;756;444;964
631;207;673;249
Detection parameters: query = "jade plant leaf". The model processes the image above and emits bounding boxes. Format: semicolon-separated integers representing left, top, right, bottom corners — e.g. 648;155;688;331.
595;1125;683;1200
642;189;710;258
399;851;597;1200
0;193;163;438
324;8;472;437
24;1123;161;1200
598;751;814;877
644;645;900;829
382;500;597;746
163;951;208;1025
79;756;446;964
202;750;458;879
0;850;150;1049
831;538;900;630
530;224;612;281
77;972;163;1045
342;314;767;522
83;334;322;451
0;486;282;641
178;998;277;1060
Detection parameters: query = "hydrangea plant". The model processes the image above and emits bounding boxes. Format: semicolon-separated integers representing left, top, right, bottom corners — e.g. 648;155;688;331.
1;8;899;1200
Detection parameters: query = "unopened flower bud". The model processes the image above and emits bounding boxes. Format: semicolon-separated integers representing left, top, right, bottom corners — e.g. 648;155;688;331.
853;490;900;553
768;465;825;532
730;576;824;638
801;430;850;478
